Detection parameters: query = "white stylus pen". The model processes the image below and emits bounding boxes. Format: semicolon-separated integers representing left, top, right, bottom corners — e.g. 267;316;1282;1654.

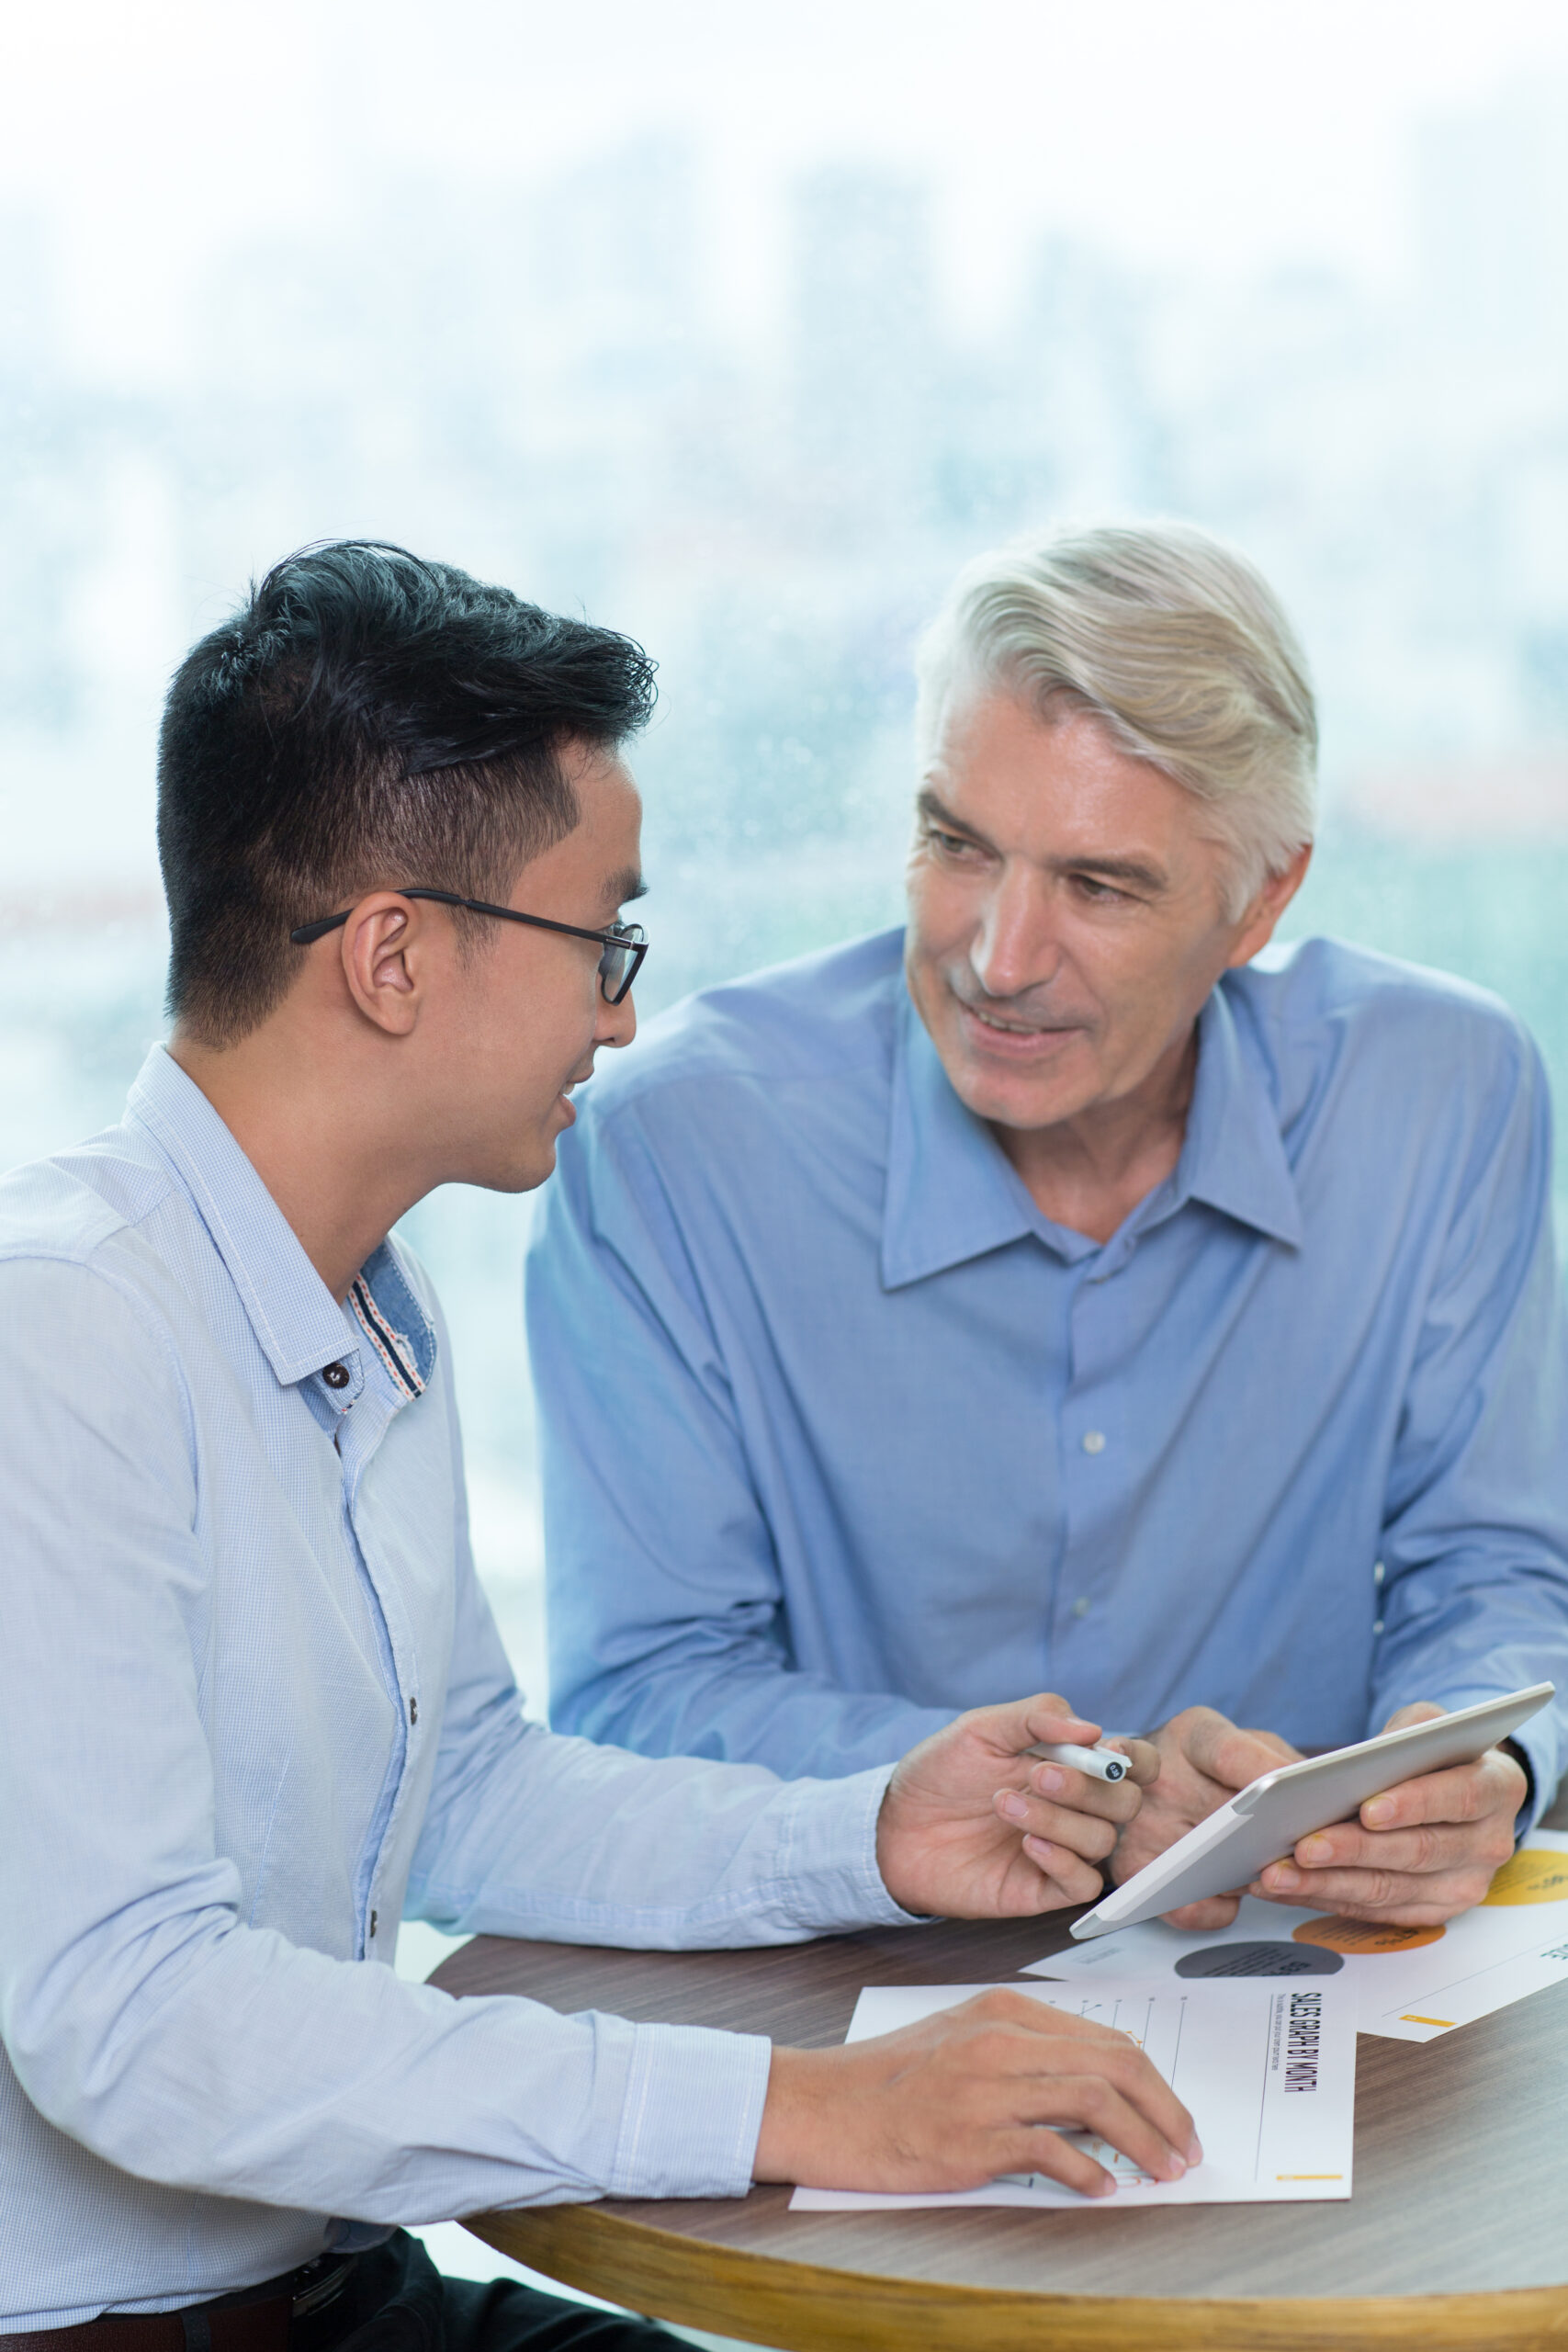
1028;1739;1129;1783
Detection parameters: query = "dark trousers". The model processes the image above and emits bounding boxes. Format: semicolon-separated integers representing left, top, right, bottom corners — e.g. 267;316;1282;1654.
298;2236;683;2352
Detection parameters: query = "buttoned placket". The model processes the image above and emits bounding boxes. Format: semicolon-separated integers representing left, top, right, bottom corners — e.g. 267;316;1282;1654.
1055;1252;1117;1647
310;1340;420;1961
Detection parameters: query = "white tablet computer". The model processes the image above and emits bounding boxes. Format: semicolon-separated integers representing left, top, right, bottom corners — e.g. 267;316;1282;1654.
1070;1682;1553;1940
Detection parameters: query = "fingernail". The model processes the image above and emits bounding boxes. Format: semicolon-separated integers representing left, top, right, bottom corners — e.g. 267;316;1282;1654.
1269;1864;1301;1891
1363;1799;1393;1826
1187;2137;1204;2165
998;1792;1030;1826
1300;1837;1331;1862
1036;1766;1066;1795
1163;2154;1187;2180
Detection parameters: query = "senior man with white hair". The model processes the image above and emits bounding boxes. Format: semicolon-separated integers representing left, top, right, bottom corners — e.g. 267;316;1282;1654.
527;521;1568;1930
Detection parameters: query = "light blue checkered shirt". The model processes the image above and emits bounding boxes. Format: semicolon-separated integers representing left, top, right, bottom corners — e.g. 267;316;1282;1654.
0;1046;908;2330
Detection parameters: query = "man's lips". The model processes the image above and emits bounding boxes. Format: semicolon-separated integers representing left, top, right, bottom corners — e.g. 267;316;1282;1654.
954;1000;1087;1057
556;1066;594;1123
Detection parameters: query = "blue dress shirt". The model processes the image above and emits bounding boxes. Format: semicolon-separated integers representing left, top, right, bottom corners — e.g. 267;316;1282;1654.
531;930;1568;1811
0;1046;910;2331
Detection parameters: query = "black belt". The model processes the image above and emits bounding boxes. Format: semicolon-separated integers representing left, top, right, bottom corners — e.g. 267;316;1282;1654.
3;2254;359;2352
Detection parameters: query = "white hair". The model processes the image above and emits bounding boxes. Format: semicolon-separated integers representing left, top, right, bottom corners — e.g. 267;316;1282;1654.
914;521;1317;917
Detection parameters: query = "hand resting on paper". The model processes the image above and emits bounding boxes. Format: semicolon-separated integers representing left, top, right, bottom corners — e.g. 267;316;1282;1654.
1105;1702;1529;1931
755;1699;1188;2199
753;1988;1201;2199
874;1692;1160;1918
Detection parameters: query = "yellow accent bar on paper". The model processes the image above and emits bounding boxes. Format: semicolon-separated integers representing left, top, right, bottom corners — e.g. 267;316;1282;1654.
1400;2014;1456;2028
1276;2173;1344;2180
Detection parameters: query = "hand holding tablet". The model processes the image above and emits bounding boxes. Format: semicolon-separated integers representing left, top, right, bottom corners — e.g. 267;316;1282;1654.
1075;1685;1552;1939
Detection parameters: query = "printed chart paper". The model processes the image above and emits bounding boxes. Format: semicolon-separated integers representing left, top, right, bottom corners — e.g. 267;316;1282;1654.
1028;1831;1568;2044
788;1977;1354;2211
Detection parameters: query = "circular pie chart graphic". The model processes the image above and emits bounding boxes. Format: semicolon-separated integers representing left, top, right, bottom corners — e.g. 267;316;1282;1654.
1174;1940;1343;1977
1483;1849;1568;1905
1292;1917;1446;1955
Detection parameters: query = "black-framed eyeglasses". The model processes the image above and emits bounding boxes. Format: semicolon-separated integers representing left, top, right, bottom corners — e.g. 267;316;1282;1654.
289;888;649;1004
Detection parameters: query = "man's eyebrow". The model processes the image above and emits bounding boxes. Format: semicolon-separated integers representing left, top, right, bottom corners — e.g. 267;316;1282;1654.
915;786;992;847
1048;853;1169;894
602;867;648;914
917;788;1168;894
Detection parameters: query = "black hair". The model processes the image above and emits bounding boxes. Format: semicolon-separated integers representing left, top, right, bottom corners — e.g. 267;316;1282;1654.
156;539;656;1046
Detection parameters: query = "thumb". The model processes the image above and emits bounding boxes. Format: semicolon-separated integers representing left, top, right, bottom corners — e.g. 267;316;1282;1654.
983;1692;1103;1758
1382;1701;1446;1732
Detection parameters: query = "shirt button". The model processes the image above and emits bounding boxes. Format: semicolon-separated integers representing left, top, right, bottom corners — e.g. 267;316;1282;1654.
1072;1596;1090;1618
1082;1430;1106;1454
322;1363;351;1390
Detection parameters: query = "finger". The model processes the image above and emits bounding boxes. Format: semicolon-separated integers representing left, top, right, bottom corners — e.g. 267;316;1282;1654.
962;2003;1201;2167
940;1696;1102;1770
1252;1886;1468;1927
1102;1735;1162;1788
1026;1758;1146;1822
1013;1695;1103;1751
1018;2071;1199;2183
989;2124;1116;2199
1021;1833;1106;1905
1359;1750;1524;1833
954;1989;1139;2043
1248;1862;1490;1918
1382;1702;1447;1731
1159;1892;1244;1929
1288;1818;1513;1879
1170;1706;1294;1793
995;1785;1123;1857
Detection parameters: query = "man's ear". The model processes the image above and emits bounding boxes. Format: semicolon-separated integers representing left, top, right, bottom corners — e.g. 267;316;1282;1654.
1226;842;1313;969
338;894;428;1035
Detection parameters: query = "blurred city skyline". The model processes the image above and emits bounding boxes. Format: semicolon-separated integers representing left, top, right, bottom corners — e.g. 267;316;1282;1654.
5;20;1568;908
6;2;1568;1672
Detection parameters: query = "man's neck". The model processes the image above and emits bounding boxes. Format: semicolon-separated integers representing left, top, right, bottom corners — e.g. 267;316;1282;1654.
992;1026;1199;1246
168;1030;422;1303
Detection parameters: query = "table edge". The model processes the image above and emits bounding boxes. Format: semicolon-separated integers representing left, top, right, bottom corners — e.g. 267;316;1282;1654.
461;2200;1568;2352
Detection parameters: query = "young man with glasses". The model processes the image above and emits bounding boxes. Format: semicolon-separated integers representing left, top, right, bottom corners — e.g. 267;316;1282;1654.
0;542;1195;2352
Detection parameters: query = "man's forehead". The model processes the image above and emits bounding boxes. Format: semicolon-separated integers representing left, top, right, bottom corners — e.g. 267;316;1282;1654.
922;694;1211;859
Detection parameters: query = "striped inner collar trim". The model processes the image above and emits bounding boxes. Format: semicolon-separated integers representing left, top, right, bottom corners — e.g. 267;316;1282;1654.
348;1274;426;1399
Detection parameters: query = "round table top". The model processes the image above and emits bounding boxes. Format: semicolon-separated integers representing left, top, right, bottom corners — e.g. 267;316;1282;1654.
433;1789;1568;2351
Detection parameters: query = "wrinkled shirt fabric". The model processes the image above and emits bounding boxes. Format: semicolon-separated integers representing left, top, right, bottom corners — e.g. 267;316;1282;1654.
0;1046;909;2330
532;932;1568;1807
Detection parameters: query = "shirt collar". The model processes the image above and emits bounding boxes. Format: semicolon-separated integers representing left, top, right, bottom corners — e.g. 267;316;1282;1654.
125;1045;435;1392
881;999;1038;1289
880;976;1303;1292
1175;980;1304;1250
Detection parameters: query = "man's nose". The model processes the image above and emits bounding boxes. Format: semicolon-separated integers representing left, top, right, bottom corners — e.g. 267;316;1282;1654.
968;870;1061;999
596;986;638;1052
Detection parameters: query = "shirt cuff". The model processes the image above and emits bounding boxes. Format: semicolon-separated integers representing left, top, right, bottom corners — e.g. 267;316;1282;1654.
766;1762;929;1933
607;2021;773;2199
1505;1724;1550;1838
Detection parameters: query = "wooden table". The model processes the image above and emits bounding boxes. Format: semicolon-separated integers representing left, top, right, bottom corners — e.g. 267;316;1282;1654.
433;1786;1568;2352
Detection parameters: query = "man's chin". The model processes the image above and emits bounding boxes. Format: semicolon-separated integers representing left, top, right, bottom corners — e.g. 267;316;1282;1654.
944;1046;1099;1135
460;1136;558;1197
